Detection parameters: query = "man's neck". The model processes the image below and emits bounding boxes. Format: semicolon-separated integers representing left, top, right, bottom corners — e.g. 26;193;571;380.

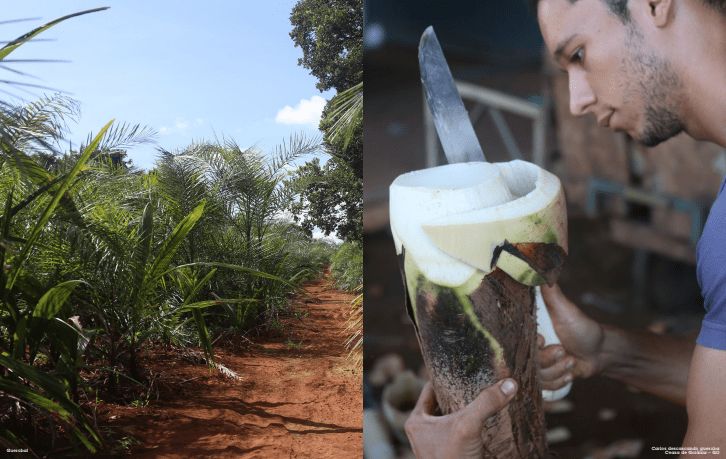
673;6;726;147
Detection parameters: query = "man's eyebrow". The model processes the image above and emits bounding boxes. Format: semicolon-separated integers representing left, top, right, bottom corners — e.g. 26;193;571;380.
553;34;578;61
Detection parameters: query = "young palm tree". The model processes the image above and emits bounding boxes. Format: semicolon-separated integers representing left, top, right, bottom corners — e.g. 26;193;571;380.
155;136;322;331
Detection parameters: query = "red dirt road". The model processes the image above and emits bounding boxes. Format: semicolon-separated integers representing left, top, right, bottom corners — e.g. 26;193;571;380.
103;274;362;458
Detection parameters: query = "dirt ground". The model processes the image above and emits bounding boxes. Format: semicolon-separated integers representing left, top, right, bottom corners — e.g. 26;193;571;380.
98;273;362;458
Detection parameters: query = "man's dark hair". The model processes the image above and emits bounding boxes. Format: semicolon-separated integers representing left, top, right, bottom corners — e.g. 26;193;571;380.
526;0;630;22
704;0;726;11
529;0;726;20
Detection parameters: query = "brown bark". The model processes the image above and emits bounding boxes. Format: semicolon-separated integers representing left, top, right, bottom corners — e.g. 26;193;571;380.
400;243;565;458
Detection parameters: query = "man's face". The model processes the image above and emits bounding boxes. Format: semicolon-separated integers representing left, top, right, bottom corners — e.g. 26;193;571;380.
538;0;684;146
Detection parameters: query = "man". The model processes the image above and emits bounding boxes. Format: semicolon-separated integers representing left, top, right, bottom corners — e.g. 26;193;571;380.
405;0;726;455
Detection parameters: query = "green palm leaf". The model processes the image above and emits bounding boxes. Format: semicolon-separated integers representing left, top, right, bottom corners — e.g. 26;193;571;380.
6;120;113;290
146;200;205;284
0;8;109;62
32;279;84;319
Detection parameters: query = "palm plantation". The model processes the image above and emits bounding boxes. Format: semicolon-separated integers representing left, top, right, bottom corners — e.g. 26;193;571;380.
0;7;361;455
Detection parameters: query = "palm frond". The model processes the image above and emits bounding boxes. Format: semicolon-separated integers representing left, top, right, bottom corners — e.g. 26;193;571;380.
0;8;109;62
326;81;362;149
344;287;363;367
0;94;79;173
6;120;113;290
80;121;156;154
268;132;321;176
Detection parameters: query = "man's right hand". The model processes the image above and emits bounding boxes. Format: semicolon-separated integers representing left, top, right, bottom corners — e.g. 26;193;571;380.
538;284;607;390
405;379;517;459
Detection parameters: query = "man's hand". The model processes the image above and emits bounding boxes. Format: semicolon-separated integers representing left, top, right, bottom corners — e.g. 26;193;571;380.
404;379;517;459
538;284;606;390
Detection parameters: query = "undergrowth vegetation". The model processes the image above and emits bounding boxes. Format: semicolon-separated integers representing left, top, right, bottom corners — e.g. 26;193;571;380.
330;242;363;292
329;242;363;364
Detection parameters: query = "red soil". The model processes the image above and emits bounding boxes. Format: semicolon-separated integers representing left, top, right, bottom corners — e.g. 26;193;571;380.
99;274;362;458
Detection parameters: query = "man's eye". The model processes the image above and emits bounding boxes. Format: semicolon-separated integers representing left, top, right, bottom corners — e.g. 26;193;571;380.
570;48;584;64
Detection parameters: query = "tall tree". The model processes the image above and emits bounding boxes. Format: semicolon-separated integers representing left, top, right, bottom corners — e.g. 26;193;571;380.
288;155;362;242
289;0;363;242
289;0;362;93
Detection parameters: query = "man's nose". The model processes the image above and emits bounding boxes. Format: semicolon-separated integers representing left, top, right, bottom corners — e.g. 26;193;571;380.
568;71;596;116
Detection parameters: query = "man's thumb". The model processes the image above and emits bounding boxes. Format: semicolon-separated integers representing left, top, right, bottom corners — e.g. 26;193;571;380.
541;284;581;324
461;379;517;428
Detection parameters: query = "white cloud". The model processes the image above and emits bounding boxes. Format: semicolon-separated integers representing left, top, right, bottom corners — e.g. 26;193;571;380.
159;117;205;136
275;95;326;126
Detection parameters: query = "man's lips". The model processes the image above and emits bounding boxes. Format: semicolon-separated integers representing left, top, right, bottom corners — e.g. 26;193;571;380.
597;112;613;128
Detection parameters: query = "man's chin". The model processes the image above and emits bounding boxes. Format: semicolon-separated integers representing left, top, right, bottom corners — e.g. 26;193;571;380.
634;126;683;148
637;134;669;148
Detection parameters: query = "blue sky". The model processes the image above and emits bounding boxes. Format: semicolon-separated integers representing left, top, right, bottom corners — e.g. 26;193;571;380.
2;1;333;170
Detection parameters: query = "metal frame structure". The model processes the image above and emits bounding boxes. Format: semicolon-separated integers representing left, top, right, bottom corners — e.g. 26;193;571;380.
423;80;550;168
585;178;706;246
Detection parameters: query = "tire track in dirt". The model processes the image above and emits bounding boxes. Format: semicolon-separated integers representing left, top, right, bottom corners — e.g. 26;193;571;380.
104;271;362;458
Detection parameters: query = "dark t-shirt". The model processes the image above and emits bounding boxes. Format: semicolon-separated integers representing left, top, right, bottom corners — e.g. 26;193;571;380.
696;176;726;350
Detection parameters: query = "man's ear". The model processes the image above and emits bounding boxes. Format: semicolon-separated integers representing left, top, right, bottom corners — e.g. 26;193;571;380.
647;0;674;27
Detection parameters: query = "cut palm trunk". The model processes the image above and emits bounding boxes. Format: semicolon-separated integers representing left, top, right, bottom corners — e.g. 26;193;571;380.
389;161;568;458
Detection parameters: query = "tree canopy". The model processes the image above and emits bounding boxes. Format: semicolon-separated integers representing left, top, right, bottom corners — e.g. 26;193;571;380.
289;0;363;93
288;154;362;243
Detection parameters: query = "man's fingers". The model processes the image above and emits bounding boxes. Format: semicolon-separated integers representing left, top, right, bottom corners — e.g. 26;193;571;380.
413;381;438;415
538;344;565;368
541;372;573;391
459;379;517;429
537;333;545;349
539;356;575;381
